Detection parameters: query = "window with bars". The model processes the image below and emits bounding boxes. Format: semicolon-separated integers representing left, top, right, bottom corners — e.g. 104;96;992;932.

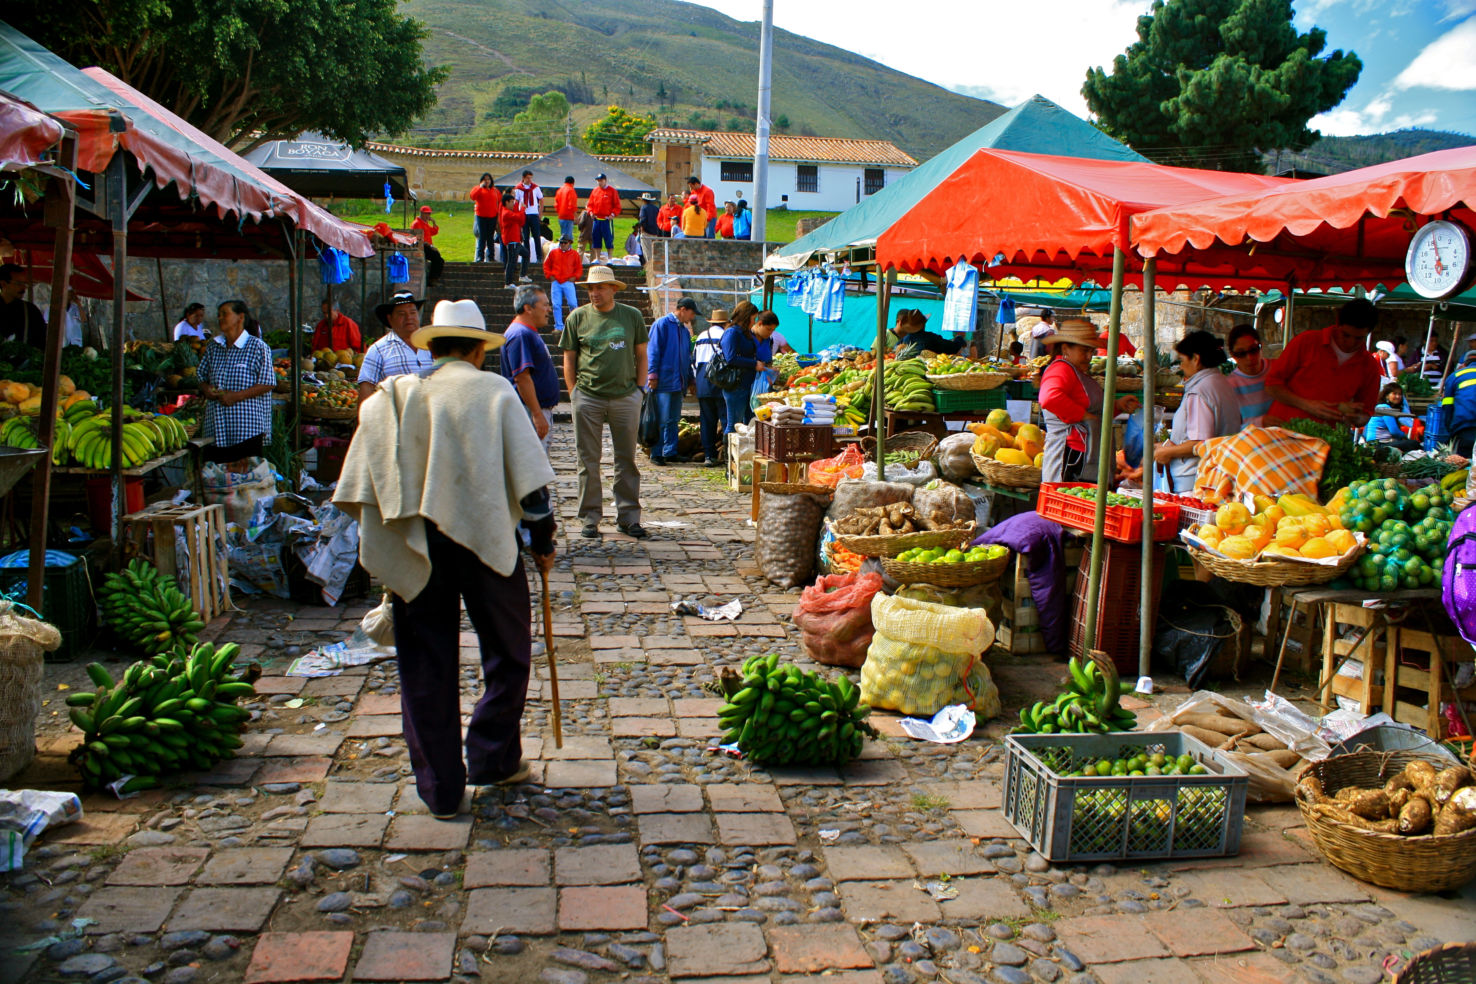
720;160;753;183
796;165;819;193
864;168;885;195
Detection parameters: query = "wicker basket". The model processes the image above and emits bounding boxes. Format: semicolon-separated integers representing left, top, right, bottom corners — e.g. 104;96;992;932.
861;430;939;462
972;453;1042;488
835;522;977;557
1094;374;1144;390
882;548;1011;587
300;403;358;421
1295;750;1476;893
758;481;834;498
1186;545;1361;587
927;372;1010;391
1396;943;1476;984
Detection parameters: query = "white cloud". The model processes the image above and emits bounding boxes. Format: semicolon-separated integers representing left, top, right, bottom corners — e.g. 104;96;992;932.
1444;0;1476;21
1393;16;1476;90
688;0;1150;118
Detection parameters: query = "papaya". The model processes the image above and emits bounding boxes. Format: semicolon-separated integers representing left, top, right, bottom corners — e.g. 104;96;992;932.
1008;422;1024;437
18;395;42;415
995;448;1032;466
2;383;28;404
1215;502;1250;534
1016;423;1043;447
985;409;1012;432
1218;535;1258;559
57;375;75;398
1017;438;1044;460
972;435;1000;458
1033;453;1044;467
976;424;1014;449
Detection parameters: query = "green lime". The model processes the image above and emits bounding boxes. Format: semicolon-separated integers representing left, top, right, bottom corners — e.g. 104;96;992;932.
1176;754;1195;771
1188;763;1208;775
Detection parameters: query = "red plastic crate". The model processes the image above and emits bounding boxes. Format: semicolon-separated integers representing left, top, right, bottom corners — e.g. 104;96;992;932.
1069;540;1166;674
1037;482;1179;544
754;420;834;463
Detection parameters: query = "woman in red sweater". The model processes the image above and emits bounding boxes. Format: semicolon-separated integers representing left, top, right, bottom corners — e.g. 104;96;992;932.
1037;318;1139;482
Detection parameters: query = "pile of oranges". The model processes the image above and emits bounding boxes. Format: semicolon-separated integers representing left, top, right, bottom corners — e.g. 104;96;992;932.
1194;497;1357;561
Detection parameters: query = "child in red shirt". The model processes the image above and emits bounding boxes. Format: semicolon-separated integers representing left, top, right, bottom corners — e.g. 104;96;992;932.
499;192;526;287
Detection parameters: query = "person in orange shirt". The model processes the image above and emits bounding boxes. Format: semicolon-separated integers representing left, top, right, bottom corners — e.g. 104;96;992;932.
543;233;583;331
657;194;681;236
686;176;717;238
411;205;443;285
499;191;527;288
716;202;736;239
313;300;363;352
679;195;708;238
468;174;501;263
554;175;579;243
586;174;621;263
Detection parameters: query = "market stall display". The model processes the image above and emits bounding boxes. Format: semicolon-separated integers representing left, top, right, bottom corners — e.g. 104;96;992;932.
883;543;1010;586
714;653;879;766
64;642;257;789
968;410;1044;485
1039;483;1177;543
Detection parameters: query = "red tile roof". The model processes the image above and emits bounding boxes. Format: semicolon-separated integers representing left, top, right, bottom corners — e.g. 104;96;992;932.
365;141;649;165
646;129;917;167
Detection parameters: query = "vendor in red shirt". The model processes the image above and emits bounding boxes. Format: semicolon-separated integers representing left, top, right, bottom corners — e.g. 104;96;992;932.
313;300;363;352
1264;298;1382;428
1096;330;1137;358
1037;318;1139;482
411;205;439;245
469;173;502;263
657;194;681;236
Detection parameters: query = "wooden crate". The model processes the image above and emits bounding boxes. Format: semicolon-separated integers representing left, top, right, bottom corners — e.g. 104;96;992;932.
995;544;1082;656
122;503;231;621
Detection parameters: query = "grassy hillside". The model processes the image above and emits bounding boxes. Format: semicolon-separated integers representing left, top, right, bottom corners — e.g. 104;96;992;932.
401;0;1005;160
1265;128;1473;174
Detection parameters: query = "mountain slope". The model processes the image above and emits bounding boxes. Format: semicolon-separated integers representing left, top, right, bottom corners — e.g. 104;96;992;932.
402;0;1005;160
1266;128;1474;174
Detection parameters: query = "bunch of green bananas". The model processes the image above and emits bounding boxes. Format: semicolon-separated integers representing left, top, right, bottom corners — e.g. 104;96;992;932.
833;400;867;427
67;410;189;470
883;358;935;412
1017;656;1138;734
99;559;206;656
65;642;256;788
717;653;879;766
0;416;72;465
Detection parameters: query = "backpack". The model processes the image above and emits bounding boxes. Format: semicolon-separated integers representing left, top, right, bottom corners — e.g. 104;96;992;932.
1442;505;1476;646
705;351;743;392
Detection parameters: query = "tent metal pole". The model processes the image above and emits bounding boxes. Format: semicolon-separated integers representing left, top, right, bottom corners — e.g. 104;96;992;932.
1422;306;1436;383
28;137;78;610
1283;280;1295;347
292;231;304;491
156;256;170;340
108;153;129;547
360;257;367;330
750;0;773;242
874;268;895;464
1139;258;1156;681
1082;247;1126;654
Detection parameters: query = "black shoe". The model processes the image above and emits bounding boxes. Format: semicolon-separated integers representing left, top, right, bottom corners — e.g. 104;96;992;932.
703;458;721;468
618;522;649;539
580;522;601;539
650;456;667;465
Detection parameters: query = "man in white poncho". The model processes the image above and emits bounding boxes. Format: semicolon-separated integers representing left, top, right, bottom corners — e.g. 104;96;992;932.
335;299;557;819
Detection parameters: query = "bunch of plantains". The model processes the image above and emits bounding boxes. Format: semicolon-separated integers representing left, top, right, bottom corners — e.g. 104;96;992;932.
98;559;206;656
65;643;256;790
1016;656;1138;735
717;653;879;766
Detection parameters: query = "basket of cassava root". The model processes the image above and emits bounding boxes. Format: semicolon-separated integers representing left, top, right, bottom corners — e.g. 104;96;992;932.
1294;752;1476;892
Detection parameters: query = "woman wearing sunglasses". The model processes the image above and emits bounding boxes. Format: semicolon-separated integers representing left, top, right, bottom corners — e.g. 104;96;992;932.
1226;323;1274;427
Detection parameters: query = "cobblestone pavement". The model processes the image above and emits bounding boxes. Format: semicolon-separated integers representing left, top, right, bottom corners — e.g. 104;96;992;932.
3;421;1474;984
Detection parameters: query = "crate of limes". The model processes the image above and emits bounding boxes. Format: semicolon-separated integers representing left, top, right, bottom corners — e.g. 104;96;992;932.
1002;730;1249;862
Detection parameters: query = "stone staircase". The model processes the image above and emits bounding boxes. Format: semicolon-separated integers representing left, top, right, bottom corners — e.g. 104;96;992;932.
431;261;655;402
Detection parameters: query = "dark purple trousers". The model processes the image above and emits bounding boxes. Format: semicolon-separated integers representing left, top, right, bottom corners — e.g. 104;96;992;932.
391;523;531;814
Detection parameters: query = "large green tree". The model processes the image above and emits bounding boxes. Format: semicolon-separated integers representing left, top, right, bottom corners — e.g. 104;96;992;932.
1083;0;1361;171
10;0;445;152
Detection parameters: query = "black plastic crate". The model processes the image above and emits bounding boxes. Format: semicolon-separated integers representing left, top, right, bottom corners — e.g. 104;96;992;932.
0;557;95;661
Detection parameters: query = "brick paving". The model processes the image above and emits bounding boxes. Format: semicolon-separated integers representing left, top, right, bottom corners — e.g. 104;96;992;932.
4;421;1475;984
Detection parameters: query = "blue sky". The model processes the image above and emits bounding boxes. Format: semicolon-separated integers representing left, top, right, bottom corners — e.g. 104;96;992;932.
693;0;1475;139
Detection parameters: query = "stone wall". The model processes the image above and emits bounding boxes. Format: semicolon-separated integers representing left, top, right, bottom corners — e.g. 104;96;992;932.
30;248;425;345
368;146;662;202
640;236;774;320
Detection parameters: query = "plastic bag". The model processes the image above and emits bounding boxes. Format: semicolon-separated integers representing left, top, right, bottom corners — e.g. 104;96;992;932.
0;789;81;871
935;432;977;482
861;459;937;486
827;478;913;520
861;595;1000;718
755;485;831;588
792;571;884;668
638;390;660;448
808;444;866;488
201;459;278;527
750;368;777;409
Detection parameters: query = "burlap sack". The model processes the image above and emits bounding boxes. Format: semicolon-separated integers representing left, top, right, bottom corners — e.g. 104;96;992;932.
0;602;62;783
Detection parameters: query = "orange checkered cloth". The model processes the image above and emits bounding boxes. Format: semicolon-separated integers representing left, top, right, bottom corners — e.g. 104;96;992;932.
1192;426;1330;503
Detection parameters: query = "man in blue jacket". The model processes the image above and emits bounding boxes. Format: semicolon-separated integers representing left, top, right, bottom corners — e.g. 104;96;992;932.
647;298;697;464
1442;354;1476;455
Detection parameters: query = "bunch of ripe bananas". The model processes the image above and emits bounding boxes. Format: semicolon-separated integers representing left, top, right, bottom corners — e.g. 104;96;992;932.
99;559;206;656
65;643;256;789
1017;656;1138;735
883;358;936;412
717;653;879;766
65;409;190;469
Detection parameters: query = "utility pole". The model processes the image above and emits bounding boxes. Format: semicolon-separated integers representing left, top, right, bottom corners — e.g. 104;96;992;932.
752;0;774;243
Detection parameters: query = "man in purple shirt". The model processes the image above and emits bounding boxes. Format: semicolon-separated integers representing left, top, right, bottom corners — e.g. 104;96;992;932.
501;285;561;450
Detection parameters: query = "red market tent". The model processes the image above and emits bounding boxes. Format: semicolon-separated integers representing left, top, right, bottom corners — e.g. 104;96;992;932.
1131;145;1476;290
874;148;1288;289
0;89;64;171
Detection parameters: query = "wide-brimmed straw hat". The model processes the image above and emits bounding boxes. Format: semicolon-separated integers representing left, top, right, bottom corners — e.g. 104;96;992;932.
579;266;626;290
409;299;505;351
1037;317;1100;349
374;289;424;328
709;308;730;325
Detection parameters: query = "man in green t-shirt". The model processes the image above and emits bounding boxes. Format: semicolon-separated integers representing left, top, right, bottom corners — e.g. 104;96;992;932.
560;266;650;539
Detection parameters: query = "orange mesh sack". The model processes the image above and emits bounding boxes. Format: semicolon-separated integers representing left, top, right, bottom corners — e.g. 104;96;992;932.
793;571;885;668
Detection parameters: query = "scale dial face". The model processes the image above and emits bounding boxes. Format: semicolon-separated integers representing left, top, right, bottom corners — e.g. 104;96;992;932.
1405;219;1473;300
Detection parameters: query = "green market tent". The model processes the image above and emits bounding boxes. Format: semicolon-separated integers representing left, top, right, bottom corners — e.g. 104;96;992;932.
770;95;1147;267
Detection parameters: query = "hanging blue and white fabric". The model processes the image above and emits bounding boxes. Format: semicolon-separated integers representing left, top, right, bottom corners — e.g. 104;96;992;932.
384;181;395;214
386;252;410;284
995;295;1016;325
318;247;352;285
941;259;979;335
803;270;826;316
786;271;807;308
817;269;845;322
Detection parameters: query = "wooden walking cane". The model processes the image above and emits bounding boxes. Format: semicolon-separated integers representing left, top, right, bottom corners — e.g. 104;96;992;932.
540;568;563;748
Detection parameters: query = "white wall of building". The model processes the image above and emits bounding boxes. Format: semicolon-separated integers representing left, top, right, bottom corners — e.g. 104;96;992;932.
698;158;912;213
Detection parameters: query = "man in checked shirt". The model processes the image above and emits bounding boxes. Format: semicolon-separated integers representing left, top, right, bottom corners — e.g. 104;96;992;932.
358;290;434;407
